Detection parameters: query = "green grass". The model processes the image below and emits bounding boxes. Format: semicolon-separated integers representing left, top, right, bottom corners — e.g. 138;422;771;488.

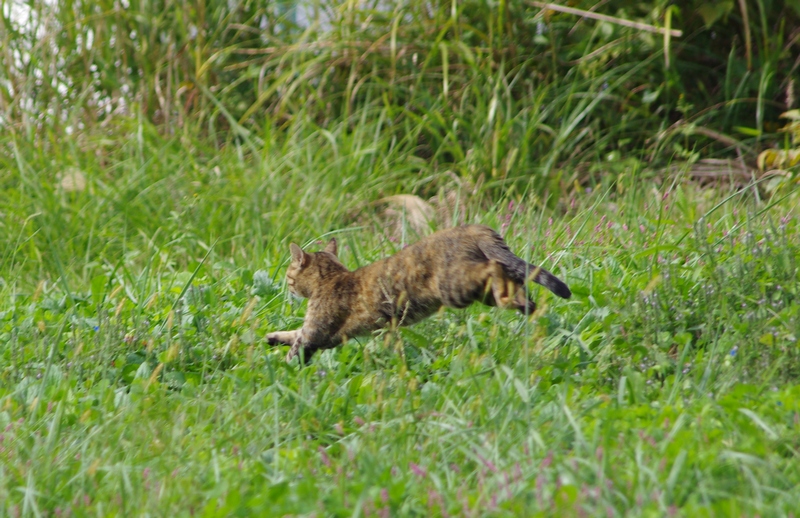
1;119;800;516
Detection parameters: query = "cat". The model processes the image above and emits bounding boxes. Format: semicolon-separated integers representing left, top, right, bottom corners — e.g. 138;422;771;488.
267;225;571;363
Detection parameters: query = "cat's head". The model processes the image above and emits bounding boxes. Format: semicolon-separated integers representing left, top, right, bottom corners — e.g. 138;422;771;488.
286;238;345;298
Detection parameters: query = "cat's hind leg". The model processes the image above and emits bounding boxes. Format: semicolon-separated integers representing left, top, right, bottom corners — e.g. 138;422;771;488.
513;289;537;315
487;261;536;315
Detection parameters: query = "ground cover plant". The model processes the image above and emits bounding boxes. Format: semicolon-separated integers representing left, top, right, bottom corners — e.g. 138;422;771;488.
2;0;800;515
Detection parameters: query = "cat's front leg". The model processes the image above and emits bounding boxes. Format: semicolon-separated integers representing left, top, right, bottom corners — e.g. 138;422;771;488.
283;327;338;364
266;328;313;363
266;329;300;345
265;329;308;362
284;331;318;364
269;330;314;363
267;328;312;363
286;335;304;363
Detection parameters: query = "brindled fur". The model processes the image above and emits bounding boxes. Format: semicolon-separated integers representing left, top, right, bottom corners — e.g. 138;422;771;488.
267;225;571;363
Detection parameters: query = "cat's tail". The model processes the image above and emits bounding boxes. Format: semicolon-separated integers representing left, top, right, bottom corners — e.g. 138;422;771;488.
480;233;572;299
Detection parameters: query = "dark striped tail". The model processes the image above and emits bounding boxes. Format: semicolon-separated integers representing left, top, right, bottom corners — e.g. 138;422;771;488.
527;265;572;299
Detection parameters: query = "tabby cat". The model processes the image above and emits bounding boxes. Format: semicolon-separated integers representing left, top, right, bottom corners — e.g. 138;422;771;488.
267;225;570;363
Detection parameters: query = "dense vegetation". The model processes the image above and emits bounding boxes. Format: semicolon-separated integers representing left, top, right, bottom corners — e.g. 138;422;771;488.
1;0;799;515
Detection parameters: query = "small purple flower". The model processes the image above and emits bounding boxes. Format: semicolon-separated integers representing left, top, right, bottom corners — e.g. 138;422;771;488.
541;451;553;468
476;453;498;473
409;462;427;478
730;346;738;357
318;446;332;468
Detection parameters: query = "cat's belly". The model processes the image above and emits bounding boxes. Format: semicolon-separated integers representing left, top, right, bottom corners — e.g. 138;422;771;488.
396;297;441;326
371;285;441;326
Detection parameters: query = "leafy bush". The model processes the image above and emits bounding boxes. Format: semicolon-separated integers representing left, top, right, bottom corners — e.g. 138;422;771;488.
2;0;798;188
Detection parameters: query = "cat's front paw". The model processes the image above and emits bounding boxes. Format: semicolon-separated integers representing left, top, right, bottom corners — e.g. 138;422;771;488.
267;329;300;346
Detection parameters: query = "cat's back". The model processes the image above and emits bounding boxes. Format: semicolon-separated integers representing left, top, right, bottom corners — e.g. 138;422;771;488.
355;225;498;297
366;224;496;270
405;224;500;261
345;227;475;323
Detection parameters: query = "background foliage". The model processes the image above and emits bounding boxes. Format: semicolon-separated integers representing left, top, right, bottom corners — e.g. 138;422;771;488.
2;0;799;179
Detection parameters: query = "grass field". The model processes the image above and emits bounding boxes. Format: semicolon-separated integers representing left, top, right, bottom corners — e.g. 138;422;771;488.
1;122;799;516
2;0;800;515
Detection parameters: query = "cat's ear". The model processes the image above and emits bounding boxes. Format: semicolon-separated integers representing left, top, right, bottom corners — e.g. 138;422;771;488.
324;238;338;256
289;243;308;267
